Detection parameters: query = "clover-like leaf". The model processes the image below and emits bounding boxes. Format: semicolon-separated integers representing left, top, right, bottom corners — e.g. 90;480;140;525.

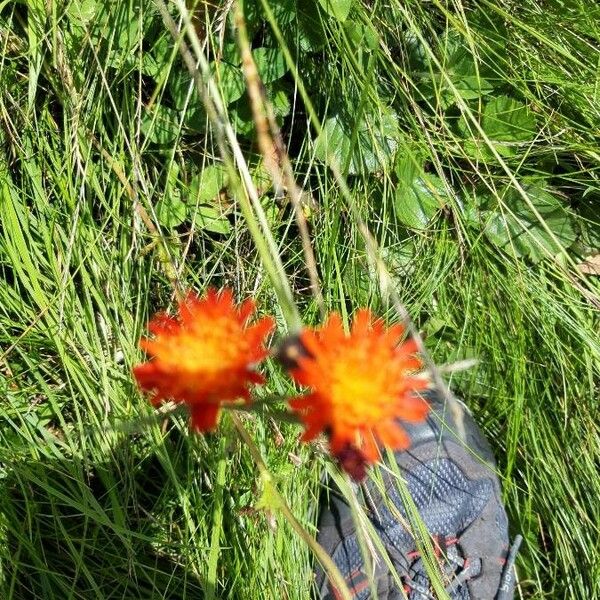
141;105;181;146
189;165;228;204
480;185;576;262
394;173;448;229
155;194;187;228
314;106;401;175
252;47;288;84
458;96;537;159
191;205;232;235
318;0;353;22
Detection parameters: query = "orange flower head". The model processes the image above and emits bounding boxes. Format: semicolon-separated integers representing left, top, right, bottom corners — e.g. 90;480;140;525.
288;310;430;474
133;288;275;431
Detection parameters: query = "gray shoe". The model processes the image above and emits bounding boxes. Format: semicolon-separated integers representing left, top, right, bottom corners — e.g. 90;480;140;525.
316;390;521;599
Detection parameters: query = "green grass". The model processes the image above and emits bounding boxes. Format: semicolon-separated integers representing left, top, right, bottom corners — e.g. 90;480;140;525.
1;0;599;598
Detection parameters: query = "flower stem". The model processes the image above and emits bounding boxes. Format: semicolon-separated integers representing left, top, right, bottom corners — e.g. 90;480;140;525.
230;413;352;600
155;0;302;332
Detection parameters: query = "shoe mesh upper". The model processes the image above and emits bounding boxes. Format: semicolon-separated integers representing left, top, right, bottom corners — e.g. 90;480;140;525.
317;393;515;600
325;459;493;599
376;459;492;549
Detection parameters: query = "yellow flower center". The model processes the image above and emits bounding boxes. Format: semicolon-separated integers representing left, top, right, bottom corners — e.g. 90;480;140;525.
148;315;251;386
326;345;394;428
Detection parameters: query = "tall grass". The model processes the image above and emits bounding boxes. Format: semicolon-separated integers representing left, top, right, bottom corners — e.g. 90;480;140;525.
0;0;599;598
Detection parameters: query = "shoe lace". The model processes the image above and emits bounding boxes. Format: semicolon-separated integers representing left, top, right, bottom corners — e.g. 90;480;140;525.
400;536;478;599
400;535;522;600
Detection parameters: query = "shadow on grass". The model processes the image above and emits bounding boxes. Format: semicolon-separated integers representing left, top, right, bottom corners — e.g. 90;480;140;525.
0;426;215;600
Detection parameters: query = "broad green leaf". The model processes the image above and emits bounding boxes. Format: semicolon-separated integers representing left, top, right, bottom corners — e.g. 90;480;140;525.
296;12;328;52
222;43;242;66
344;20;379;51
105;5;149;69
144;34;173;80
189;165;228;203
141;52;160;79
183;105;207;133
229;84;287;137
261;197;280;226
394;173;447;229
313;117;344;160
211;60;245;105
242;0;269;38
66;2;157;71
273;0;327;51
230;101;255;137
467;11;509;73
155;194;186;228
141;105;180;145
253;162;271;192
394;151;421;185
453;75;494;100
481;185;576;262
169;71;199;111
192;205;232;235
314;106;401;175
271;86;291;117
482;96;536;143
188;166;231;234
318;0;353;22
66;0;96;24
405;30;428;73
114;14;141;55
411;31;495;105
456;193;481;227
252;47;288;84
458;96;537;159
141;32;174;82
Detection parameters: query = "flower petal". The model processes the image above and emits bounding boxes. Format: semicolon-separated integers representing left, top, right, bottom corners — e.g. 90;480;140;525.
286;309;430;479
190;403;221;432
133;288;273;433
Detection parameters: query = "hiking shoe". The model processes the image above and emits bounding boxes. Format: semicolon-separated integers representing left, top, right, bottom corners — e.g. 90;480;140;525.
315;389;521;599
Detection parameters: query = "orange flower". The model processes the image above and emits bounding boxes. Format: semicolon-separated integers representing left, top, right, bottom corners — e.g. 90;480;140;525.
288;310;430;473
133;288;275;431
